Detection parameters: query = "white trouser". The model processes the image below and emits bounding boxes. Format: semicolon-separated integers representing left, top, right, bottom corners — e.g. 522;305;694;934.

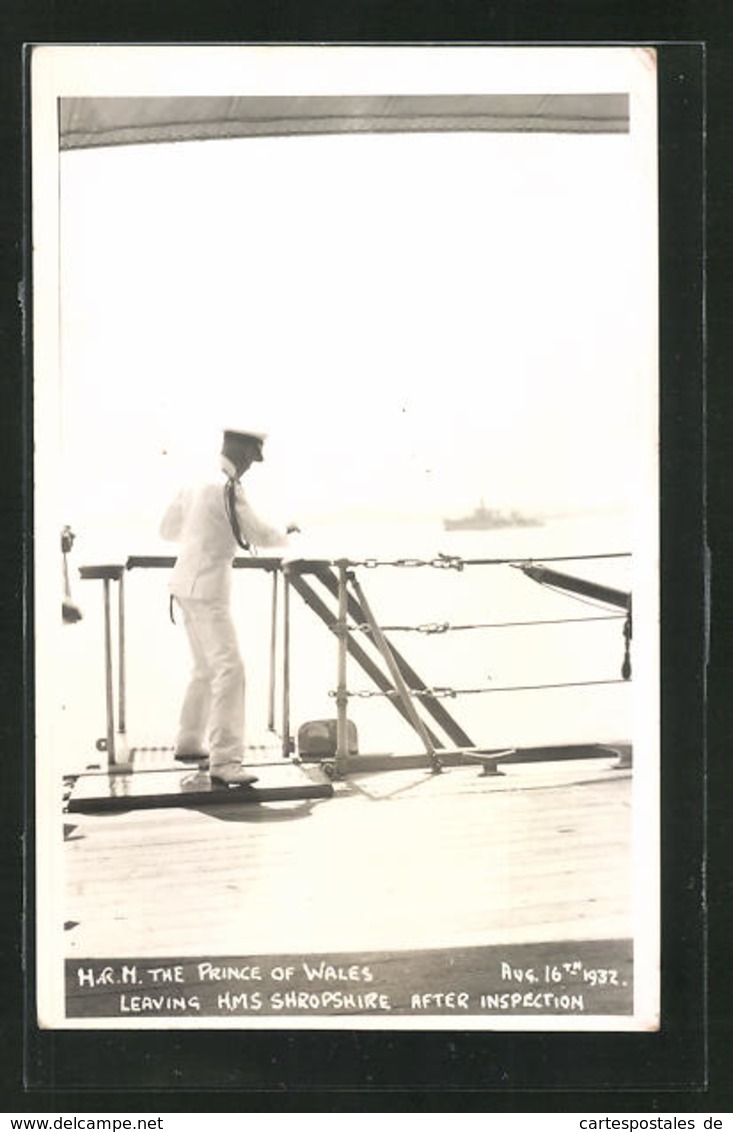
174;596;245;771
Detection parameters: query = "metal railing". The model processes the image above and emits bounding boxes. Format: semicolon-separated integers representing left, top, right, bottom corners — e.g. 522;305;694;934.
80;552;632;776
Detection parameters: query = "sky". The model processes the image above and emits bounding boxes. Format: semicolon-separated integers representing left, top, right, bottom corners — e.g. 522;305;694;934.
58;125;655;537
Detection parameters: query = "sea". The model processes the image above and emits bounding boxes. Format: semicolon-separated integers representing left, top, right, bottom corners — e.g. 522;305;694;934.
50;510;639;776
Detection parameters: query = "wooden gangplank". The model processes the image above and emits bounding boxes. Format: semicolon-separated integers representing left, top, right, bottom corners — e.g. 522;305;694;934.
67;760;333;814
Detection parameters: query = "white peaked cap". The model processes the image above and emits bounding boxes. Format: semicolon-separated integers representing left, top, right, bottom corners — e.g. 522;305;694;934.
222;426;269;443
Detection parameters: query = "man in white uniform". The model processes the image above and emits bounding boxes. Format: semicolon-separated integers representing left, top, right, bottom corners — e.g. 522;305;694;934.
160;428;296;786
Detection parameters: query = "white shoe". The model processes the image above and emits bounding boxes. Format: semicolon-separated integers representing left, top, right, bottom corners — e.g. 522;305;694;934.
210;765;259;788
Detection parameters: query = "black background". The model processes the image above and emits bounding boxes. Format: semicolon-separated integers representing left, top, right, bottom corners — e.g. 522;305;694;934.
1;0;726;1114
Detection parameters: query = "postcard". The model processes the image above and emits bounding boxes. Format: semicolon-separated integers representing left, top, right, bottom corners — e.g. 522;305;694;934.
31;43;660;1034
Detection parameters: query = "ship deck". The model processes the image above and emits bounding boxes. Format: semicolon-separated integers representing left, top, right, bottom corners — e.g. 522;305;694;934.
59;750;637;1024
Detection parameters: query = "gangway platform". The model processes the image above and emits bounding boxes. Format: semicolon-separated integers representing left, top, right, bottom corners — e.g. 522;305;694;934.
71;554;631;814
67;758;334;814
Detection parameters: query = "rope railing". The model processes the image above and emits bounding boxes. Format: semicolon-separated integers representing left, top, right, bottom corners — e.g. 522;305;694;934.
331;679;629;701
347;614;625;634
123;551;631;573
350;551;631;570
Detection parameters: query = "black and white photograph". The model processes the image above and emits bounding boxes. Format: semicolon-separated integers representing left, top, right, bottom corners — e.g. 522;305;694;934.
31;44;660;1032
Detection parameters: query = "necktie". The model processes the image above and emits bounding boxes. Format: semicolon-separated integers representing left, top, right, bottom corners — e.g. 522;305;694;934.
224;478;251;551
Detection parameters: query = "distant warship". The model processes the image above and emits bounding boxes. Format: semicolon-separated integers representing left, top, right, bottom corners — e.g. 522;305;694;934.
443;500;542;531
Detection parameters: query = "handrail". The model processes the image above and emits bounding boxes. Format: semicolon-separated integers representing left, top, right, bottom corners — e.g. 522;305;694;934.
122;553;631;573
125;555;283;571
80;553;632;777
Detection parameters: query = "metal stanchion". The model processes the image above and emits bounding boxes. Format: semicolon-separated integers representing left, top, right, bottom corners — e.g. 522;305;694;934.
268;569;279;733
334;560;350;777
81;564;129;770
102;577;116;764
115;569;130;764
281;565;292;758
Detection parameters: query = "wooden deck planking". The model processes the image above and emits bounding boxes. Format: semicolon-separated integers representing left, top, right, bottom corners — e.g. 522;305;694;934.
65;760;632;959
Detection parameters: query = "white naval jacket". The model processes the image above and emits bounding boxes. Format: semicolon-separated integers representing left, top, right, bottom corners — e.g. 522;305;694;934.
160;479;288;601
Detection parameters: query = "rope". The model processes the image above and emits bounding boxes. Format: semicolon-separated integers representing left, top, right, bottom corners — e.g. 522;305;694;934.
347;614;624;634
503;552;631;562
332;678;630;700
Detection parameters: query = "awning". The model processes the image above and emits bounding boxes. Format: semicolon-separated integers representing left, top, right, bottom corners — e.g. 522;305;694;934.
59;93;629;149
